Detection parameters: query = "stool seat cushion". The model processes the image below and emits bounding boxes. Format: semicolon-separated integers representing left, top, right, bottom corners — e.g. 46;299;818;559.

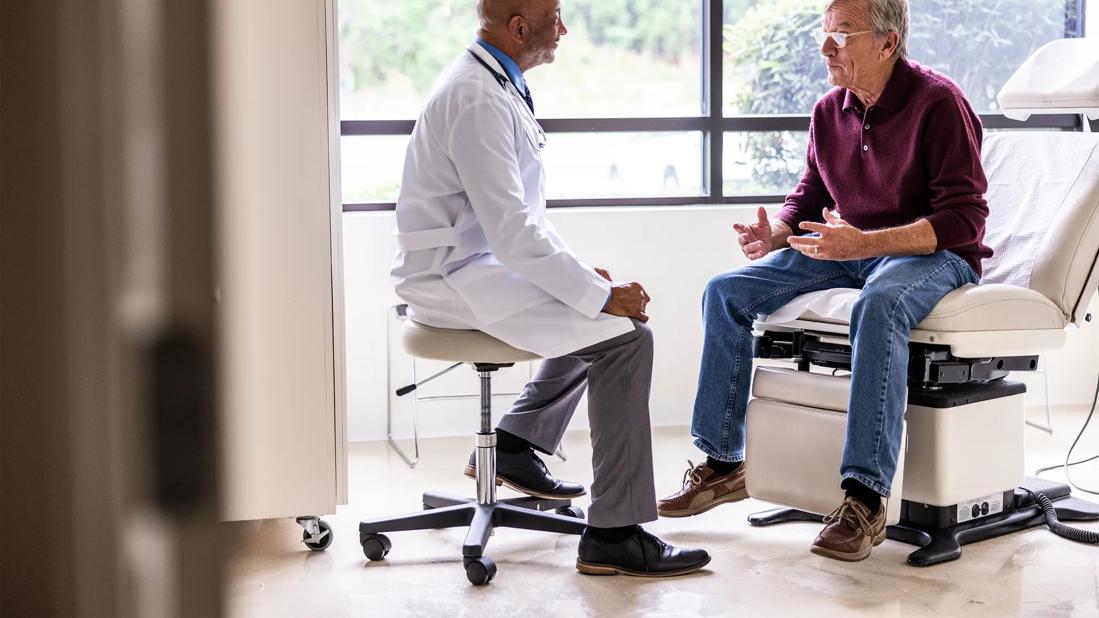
402;320;541;363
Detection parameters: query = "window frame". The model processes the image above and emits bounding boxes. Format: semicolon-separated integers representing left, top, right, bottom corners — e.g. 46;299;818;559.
341;0;1087;213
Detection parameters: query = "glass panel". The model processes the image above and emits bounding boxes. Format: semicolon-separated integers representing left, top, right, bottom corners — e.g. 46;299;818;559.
908;0;1081;112
723;0;832;115
340;132;702;203
340;135;410;204
338;0;478;120
723;131;808;196
722;0;1082;115
543;132;704;199
535;0;703;117
338;0;703;120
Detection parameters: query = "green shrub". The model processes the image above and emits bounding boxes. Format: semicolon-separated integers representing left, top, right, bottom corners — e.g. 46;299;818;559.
726;0;1075;190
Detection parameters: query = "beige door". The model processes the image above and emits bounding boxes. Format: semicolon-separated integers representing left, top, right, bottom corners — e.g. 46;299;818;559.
1;1;222;616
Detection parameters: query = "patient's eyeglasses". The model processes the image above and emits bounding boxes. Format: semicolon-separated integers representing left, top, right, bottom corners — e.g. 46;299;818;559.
813;30;872;48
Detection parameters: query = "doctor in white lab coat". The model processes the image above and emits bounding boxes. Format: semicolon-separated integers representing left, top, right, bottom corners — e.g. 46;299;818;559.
390;0;710;577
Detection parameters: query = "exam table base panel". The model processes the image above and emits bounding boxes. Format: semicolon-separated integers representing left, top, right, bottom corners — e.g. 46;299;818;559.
749;477;1099;566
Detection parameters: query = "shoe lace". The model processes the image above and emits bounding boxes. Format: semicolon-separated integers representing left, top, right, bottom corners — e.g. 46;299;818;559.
681;460;706;488
531;450;549;474
823;497;873;536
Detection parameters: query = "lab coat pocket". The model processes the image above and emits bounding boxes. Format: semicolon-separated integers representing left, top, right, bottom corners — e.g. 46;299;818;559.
443;255;554;325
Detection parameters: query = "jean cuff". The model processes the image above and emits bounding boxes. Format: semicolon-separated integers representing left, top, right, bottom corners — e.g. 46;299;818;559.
691;437;743;463
840;471;892;499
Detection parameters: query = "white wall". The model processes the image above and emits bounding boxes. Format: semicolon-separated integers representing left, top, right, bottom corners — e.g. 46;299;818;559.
344;206;1099;443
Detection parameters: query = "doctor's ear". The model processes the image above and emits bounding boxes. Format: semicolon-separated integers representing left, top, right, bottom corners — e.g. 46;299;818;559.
507;14;527;40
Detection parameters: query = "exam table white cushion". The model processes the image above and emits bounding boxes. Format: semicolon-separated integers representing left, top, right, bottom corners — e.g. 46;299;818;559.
980;133;1099;324
760;284;1065;333
755;131;1099;358
997;38;1099;118
756;285;1067;357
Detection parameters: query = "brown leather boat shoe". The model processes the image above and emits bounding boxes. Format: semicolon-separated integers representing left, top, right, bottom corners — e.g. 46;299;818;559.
657;459;748;518
810;495;886;561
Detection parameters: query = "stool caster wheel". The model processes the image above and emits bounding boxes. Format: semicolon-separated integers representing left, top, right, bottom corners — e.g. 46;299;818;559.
361;533;392;561
464;556;497;586
302;519;334;551
555;505;584;519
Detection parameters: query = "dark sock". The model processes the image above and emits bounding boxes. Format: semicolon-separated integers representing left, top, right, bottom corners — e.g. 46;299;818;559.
841;478;882;516
494;429;531;454
584;525;638;543
706;456;742;476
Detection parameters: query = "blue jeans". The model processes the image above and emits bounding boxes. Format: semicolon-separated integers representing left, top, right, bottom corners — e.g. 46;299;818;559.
691;248;979;497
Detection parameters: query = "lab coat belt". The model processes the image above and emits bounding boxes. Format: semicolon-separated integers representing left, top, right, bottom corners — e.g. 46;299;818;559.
396;227;461;252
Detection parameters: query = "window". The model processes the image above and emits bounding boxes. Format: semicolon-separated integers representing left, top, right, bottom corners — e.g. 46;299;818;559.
339;0;1087;210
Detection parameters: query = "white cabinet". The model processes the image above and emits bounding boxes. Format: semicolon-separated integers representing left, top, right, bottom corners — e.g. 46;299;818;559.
214;0;347;522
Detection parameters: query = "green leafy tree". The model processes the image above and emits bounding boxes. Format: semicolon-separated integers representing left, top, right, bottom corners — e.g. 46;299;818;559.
726;0;1076;190
340;0;700;95
339;0;478;93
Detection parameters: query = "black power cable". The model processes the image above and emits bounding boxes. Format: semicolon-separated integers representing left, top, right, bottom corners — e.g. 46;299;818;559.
1025;488;1099;544
1028;368;1099;543
1034;369;1099;494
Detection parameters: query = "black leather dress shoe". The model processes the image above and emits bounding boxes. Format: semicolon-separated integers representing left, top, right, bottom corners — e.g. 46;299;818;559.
576;526;711;577
464;448;586;499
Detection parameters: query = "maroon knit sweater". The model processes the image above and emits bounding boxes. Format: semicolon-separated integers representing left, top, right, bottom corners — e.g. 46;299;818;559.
776;58;993;276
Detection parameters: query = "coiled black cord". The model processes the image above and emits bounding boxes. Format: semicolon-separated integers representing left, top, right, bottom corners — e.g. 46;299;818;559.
1027;368;1099;543
1025;488;1099;544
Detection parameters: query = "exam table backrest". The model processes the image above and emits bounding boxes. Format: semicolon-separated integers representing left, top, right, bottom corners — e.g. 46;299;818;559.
979;131;1099;326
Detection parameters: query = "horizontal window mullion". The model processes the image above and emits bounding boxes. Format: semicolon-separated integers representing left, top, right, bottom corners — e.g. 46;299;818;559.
342;120;415;135
343;203;397;212
342;194;787;213
340;114;1082;137
979;113;1081;130
540;117;712;132
548;195;786;208
723;115;811;131
342;117;714;136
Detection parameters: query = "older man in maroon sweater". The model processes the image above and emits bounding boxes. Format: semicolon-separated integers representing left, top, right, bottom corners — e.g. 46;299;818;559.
658;0;991;561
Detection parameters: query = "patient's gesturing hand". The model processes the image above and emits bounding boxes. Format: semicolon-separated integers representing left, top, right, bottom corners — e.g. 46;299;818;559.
733;206;773;260
789;208;869;261
603;281;651;323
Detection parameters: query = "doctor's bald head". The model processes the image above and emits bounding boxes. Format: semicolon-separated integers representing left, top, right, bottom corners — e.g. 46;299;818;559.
477;0;567;72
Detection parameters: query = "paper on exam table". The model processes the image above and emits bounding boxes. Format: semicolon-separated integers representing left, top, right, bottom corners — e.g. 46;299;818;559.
980;133;1099;288
760;288;859;325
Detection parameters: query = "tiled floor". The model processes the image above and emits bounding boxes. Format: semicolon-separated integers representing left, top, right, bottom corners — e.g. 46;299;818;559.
228;407;1099;617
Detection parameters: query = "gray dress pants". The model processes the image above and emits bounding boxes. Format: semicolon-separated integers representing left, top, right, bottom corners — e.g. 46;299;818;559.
496;319;657;528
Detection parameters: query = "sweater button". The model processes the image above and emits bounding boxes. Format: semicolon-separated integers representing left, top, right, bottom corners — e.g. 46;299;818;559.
864;124;870;130
862;144;869;151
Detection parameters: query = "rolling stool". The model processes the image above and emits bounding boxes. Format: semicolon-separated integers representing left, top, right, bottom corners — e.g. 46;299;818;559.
360;319;586;585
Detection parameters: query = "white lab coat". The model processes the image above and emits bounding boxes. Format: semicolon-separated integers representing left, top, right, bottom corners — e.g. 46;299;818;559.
390;44;634;358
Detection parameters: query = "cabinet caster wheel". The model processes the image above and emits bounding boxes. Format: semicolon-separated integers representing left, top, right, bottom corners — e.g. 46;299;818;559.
464;556;497;586
302;519;334;551
555;505;584;519
361;533;392;561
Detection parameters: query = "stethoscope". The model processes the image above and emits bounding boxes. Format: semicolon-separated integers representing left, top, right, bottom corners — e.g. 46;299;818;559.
468;49;547;150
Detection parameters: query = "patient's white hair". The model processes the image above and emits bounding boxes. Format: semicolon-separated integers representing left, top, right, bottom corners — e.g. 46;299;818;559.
827;0;910;60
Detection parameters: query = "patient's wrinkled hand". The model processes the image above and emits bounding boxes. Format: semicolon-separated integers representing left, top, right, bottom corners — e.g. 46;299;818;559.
603;281;651;322
789;208;870;261
733;206;774;260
